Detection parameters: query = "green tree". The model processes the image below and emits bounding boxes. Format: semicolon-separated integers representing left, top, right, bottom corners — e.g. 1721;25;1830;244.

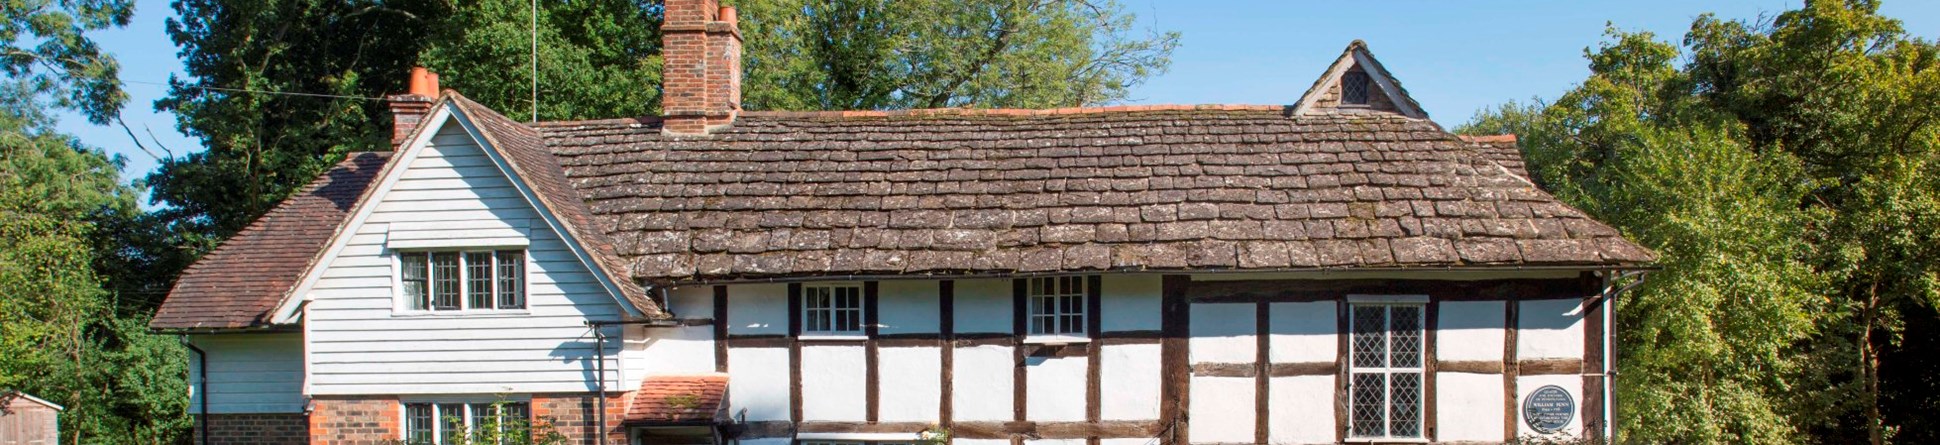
1;0;132;123
419;0;663;122
1463;1;1940;442
734;0;1179;110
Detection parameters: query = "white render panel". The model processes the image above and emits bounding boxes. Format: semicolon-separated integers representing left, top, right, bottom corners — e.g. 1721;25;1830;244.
951;344;1014;421
1268;301;1336;363
954;279;1013;334
1190;303;1256;364
877;346;941;422
1518;299;1585;360
1025;356;1087;422
1100;343;1161;421
1267;375;1336;445
192;333;303;413
1515;374;1584;438
728;347;793;422
637;326;715;376
1437;372;1507;443
1101;439;1154;445
801;345;868;421
306;123;627;395
1439;301;1507;362
878;280;940;335
956;440;1009;445
728;283;788;336
667;285;714;318
1100;274;1161;332
1025;439;1083;445
1188;376;1255;443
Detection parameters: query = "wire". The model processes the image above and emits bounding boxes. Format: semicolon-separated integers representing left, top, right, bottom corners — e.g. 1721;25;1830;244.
125;80;384;101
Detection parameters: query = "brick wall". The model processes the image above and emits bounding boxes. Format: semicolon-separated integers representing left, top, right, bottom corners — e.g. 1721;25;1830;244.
310;396;401;445
531;393;629;445
195;413;308;445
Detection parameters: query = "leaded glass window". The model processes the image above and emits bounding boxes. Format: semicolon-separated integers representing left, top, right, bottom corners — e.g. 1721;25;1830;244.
1342;70;1372;105
1348;303;1425;439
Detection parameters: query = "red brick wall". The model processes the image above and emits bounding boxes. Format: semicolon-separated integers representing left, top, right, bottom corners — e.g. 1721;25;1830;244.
194;413;308;445
310;396;401;445
531;393;629;445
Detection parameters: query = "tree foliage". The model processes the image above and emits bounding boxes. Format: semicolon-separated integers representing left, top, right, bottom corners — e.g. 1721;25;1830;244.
1461;1;1940;442
1;0;132;123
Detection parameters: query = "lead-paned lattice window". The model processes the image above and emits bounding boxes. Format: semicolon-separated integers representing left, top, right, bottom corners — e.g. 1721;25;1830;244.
1348;303;1424;439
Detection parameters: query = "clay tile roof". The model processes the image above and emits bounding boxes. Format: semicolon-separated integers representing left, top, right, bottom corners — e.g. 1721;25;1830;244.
539;109;1655;282
448;94;664;318
626;374;729;424
151;152;392;330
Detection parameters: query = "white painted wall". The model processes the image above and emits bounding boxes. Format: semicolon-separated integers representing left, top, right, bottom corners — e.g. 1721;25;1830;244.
1439;301;1506;361
953;279;1011;334
1437;372;1506;442
1518;299;1585;360
1099;343;1161;421
728;347;792;421
190;333;304;413
1190;303;1255;364
951;344;1014;421
1100;275;1161;332
1515;375;1583;439
1025;356;1086;422
1268;301;1335;363
1268;375;1335;445
1188;376;1254;443
801;345;868;421
632;286;716;383
877;346;941;423
728;283;788;336
878;280;939;335
305;123;626;395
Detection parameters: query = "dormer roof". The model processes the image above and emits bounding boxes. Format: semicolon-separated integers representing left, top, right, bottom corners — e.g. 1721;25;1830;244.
1293;40;1429;119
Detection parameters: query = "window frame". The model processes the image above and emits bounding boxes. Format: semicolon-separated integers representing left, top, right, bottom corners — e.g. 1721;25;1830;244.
1341;70;1374;106
1345;298;1428;441
799;283;866;339
399;400;532;445
1025;276;1089;342
394;249;529;314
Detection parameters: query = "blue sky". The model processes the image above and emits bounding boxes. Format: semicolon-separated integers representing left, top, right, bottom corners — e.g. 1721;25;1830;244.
54;0;1940;190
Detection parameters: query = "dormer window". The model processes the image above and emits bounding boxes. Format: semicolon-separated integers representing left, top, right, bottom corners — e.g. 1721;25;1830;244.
1342;70;1372;105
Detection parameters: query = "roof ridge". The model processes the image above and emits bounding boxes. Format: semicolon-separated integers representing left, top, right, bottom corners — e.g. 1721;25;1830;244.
744;104;1289;118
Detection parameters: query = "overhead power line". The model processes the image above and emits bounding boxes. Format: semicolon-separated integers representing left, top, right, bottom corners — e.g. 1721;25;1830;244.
125;80;384;101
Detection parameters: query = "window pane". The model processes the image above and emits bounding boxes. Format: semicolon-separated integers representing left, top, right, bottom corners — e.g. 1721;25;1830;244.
1391;306;1422;368
1351;306;1387;368
469;403;492;436
1390;372;1423;438
438;403;466;444
1343;71;1371;104
402;253;429;311
406;403;434;445
1350;373;1387;437
432;252;461;310
502;402;530;428
496;251;524;309
466;252;493;310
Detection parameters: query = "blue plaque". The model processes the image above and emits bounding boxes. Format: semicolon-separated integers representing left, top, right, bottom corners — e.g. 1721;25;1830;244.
1522;385;1575;433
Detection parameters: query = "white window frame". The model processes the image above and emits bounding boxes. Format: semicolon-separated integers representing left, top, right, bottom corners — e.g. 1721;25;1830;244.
1345;298;1427;442
400;400;531;445
394;249;528;314
800;283;866;339
1024;276;1088;343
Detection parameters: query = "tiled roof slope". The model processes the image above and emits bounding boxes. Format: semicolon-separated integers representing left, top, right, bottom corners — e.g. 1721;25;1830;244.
626;374;729;424
1459;134;1530;180
152;152;392;330
448;94;664;318
539;108;1655;282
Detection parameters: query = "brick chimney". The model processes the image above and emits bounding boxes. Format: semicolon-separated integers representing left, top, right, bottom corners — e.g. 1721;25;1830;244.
386;67;440;147
661;0;742;135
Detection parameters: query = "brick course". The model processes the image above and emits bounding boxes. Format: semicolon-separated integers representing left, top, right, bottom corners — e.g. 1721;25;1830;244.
196;413;308;445
532;393;629;445
310;396;401;445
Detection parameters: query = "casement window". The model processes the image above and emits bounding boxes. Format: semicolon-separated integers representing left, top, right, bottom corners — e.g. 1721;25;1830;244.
802;283;864;336
1342;70;1372;105
1347;303;1426;440
403;402;531;445
1027;276;1087;336
399;250;525;312
801;442;920;445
